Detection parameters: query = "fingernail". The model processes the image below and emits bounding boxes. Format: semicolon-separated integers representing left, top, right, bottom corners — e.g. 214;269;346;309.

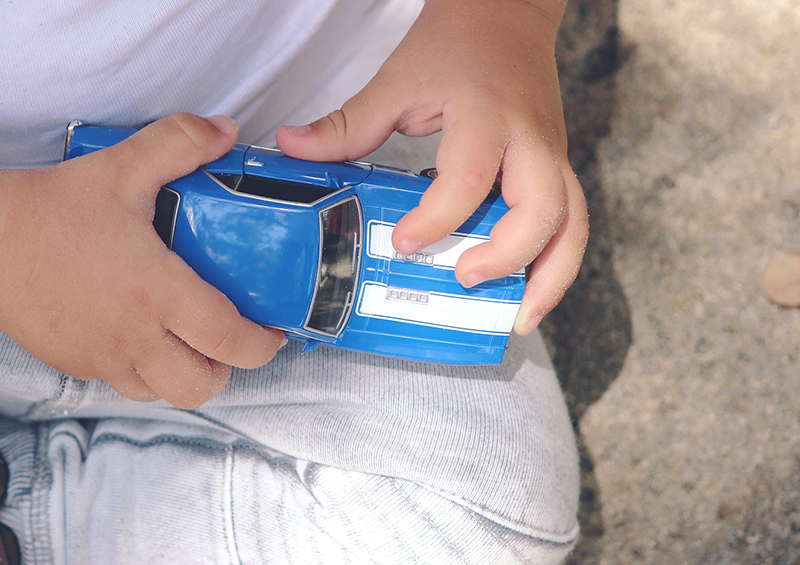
527;313;545;332
463;272;487;288
207;115;238;135
279;337;289;350
284;124;313;136
396;239;423;255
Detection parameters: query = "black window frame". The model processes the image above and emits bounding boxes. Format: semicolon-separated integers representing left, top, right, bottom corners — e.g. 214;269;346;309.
207;170;339;205
304;196;363;337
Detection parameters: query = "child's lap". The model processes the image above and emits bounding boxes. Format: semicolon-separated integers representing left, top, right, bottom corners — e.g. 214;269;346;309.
0;329;578;564
0;134;579;563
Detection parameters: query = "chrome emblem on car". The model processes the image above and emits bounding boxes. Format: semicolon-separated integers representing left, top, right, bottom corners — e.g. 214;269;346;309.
386;287;430;304
393;250;435;265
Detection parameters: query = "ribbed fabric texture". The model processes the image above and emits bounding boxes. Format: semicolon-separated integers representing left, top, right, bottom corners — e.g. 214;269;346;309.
0;329;579;564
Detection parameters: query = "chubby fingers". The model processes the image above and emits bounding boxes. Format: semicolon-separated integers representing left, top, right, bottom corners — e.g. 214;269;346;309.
391;105;508;256
159;255;286;371
132;336;232;411
437;135;588;336
452;141;569;282
276;77;404;162
93;257;285;410
135;255;284;410
102;367;160;404
512;170;588;335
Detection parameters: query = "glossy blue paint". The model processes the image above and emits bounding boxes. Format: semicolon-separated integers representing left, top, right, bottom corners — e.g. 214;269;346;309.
64;122;525;364
168;172;321;330
244;145;372;188
205;144;248;175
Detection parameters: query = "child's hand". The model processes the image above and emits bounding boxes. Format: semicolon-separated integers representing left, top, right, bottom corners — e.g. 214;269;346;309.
0;114;284;409
276;0;588;335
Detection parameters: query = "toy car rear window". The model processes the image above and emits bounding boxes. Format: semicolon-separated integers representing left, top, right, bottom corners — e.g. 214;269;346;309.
153;187;180;249
209;171;338;204
306;198;362;335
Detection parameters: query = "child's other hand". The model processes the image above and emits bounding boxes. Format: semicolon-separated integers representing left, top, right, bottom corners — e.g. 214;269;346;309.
0;114;284;409
277;0;587;335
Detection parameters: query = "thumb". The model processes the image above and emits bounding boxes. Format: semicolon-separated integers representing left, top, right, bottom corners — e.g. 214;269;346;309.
276;82;403;162
99;112;239;205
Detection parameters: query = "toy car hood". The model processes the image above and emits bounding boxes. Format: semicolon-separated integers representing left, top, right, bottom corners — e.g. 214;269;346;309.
166;169;325;331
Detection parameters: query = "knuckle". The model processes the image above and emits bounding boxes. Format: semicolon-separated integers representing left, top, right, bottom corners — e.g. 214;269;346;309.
421;168;495;230
132;285;155;316
460;83;516;113
133;272;169;320
322;109;349;141
104;330;131;362
451;165;496;191
115;369;159;403
207;326;245;363
163;112;208;154
544;201;569;235
525;186;569;235
100;319;153;371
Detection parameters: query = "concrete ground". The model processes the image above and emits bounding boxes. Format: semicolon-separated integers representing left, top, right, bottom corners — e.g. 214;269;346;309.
546;0;800;563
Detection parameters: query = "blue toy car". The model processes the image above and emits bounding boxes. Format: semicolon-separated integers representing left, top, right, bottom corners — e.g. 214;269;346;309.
64;121;524;364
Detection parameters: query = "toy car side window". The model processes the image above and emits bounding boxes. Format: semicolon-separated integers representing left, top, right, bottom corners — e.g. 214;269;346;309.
208;172;241;190
234;174;337;204
153;187;180;249
306;197;362;336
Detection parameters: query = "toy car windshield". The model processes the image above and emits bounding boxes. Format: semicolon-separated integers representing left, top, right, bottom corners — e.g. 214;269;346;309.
306;197;362;336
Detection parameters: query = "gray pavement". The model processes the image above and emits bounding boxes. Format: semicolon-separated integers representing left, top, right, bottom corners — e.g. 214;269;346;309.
549;0;800;563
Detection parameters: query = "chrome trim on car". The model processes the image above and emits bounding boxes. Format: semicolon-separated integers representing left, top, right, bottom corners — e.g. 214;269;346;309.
202;169;348;208
158;187;181;250
386;287;430;304
63;119;83;161
394;250;435;265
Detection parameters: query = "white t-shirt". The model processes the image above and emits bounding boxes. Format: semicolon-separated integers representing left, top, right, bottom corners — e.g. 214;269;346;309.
0;0;422;168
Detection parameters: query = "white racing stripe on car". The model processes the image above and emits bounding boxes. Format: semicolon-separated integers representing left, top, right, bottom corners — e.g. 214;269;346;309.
356;282;520;335
367;221;524;275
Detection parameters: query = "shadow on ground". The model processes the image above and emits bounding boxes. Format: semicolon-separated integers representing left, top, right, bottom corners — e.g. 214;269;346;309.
539;1;631;562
